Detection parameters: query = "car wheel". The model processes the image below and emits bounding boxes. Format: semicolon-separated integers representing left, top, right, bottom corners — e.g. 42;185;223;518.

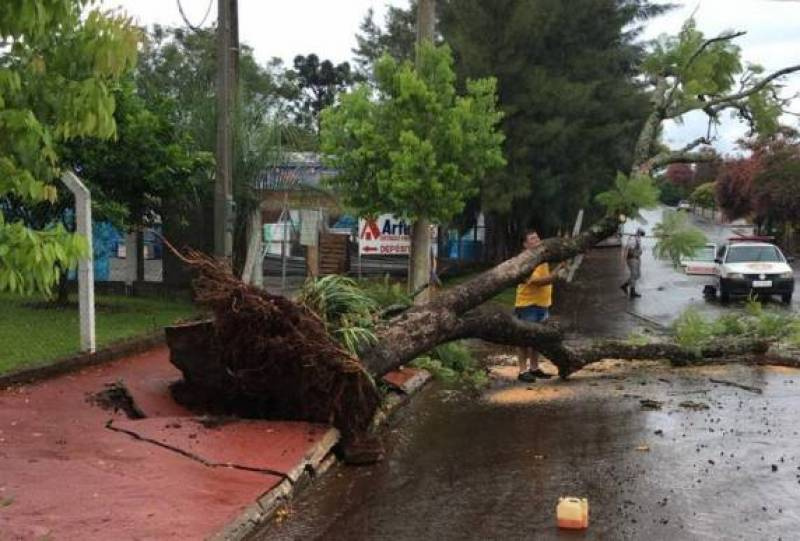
782;293;792;304
719;286;730;304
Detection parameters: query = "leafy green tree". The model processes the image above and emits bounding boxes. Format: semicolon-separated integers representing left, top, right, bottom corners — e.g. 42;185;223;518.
135;26;300;278
657;176;684;206
690;182;716;209
653;209;707;266
0;0;138;294
63;80;212;229
595;172;660;223
633;18;800;173
320;43;505;276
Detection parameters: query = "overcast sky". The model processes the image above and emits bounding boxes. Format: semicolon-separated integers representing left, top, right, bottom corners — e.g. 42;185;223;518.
104;0;800;156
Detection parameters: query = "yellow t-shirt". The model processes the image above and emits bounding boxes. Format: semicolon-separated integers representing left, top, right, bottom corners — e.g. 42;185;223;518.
515;263;552;308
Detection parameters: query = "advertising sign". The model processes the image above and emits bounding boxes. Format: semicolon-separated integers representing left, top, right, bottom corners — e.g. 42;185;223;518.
358;214;411;255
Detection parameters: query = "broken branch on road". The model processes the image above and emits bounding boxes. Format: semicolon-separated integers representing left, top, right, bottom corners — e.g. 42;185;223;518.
709;378;764;394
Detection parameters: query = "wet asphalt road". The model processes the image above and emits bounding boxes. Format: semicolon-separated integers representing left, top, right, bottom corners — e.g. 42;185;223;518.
254;208;800;541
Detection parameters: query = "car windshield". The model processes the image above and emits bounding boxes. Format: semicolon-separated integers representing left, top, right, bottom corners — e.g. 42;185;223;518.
690;246;715;262
726;245;783;263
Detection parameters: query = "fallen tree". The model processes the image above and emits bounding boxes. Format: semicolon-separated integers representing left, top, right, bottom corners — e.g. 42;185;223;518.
164;18;800;436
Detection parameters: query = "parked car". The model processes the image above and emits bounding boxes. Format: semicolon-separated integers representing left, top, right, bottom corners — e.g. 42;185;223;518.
706;239;794;303
677;200;691;211
681;243;717;275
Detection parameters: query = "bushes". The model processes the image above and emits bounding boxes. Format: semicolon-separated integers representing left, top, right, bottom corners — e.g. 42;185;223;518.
412;341;488;387
673;299;800;355
355;275;411;311
300;274;487;385
297;275;378;354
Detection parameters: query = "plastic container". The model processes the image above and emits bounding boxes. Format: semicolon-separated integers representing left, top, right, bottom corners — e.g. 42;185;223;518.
556;497;589;530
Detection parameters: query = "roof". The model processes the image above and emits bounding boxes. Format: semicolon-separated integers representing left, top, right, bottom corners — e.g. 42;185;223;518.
254;152;337;192
726;242;777;248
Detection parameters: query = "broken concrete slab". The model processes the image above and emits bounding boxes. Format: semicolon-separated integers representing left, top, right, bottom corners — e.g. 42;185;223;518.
382;366;431;394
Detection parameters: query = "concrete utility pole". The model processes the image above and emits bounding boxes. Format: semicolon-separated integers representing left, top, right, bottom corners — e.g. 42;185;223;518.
410;0;436;299
214;0;238;258
61;171;95;353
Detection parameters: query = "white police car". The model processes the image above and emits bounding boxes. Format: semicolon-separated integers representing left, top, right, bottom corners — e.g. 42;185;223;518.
681;243;717;275
709;239;794;303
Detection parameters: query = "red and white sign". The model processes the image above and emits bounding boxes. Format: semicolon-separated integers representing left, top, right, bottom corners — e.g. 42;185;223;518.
358;214;411;255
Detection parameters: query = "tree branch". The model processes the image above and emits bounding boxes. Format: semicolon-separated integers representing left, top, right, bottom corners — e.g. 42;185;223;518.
647;141;716;170
437;306;770;379
430;214;621;315
361;215;622;376
672;64;800;118
684;31;747;73
662;32;747;112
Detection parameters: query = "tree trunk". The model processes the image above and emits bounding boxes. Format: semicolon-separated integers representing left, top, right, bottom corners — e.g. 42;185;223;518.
410;217;431;298
54;266;69;305
136;229;145;283
361;215;621;376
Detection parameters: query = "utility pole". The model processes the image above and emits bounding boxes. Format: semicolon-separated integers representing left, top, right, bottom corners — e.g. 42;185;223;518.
215;0;238;258
410;0;435;299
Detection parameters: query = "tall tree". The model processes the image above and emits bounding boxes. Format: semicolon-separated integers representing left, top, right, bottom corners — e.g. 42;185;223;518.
0;0;138;294
715;155;759;221
438;0;663;259
353;5;419;76
289;54;357;136
751;135;800;239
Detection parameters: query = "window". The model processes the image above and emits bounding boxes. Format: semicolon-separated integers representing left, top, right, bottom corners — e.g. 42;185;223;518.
725;245;783;263
691;245;716;262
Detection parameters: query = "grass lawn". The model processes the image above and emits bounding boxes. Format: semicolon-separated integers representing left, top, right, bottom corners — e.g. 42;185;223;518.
0;293;197;374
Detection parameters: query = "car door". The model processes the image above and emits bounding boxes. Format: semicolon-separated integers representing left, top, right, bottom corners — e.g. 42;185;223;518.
715;244;727;283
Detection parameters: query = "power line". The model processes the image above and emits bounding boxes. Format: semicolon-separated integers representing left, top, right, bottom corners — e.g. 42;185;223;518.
176;0;214;31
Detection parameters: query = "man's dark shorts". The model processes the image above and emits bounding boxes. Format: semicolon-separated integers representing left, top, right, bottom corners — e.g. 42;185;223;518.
513;305;549;323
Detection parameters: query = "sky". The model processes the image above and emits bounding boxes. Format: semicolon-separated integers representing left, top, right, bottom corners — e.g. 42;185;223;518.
103;0;800;156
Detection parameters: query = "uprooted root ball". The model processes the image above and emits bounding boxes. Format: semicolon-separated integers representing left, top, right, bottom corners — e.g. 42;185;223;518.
179;248;381;436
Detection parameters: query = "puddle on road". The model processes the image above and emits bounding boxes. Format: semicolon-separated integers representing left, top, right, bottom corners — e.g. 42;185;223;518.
485;384;576;405
255;360;800;541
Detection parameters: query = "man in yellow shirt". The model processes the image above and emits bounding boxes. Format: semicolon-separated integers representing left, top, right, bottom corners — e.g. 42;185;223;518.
515;230;565;383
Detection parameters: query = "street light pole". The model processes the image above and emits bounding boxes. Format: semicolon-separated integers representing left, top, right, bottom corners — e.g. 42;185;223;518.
215;0;237;259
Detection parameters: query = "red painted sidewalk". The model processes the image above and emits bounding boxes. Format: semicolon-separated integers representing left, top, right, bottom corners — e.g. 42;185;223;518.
0;347;338;540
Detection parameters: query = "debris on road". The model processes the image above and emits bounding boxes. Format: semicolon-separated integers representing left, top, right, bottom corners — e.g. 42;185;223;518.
709;378;763;394
640;398;663;410
679;400;710;411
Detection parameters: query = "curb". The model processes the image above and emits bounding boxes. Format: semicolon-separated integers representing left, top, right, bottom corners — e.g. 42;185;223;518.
0;331;166;390
210;368;432;541
209;430;340;541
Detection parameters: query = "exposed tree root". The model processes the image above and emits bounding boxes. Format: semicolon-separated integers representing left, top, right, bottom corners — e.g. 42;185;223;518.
168;249;380;437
